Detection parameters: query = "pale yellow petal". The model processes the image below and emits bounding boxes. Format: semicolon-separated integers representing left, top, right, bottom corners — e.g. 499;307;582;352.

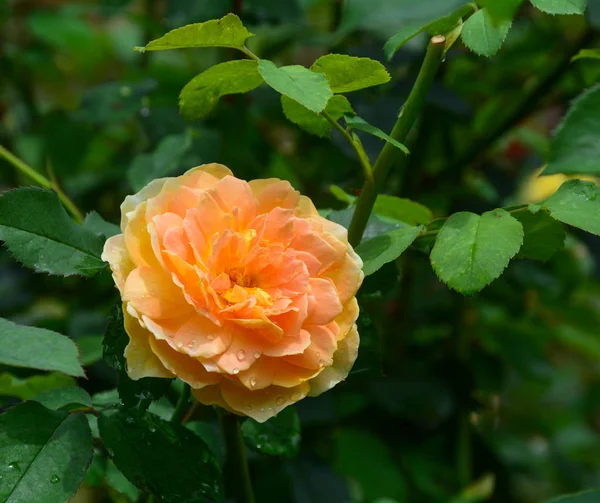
123;307;174;380
307;324;359;397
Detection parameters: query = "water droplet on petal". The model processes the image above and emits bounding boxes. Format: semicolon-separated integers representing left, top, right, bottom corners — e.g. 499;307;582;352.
176;341;183;348
260;407;265;412
276;396;285;406
51;475;60;484
249;377;257;388
188;339;196;348
207;335;215;341
236;350;246;361
253;352;261;359
233;368;240;375
316;352;321;358
318;359;325;366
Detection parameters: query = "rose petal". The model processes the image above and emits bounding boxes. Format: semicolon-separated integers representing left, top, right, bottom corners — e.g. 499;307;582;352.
248;179;300;214
123;267;193;319
102;234;135;293
148;337;221;389
307;324;359;397
323;249;364;304
221;379;310;422
283;323;338;369
306;277;343;325
123;308;174;380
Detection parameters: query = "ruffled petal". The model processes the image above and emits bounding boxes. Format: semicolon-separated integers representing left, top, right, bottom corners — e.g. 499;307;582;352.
306;277;343;325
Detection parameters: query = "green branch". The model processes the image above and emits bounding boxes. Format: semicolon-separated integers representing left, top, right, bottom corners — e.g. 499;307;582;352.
170;383;191;424
0;144;84;223
347;35;446;247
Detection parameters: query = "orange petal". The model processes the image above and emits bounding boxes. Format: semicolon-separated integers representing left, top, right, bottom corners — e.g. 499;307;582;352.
124;201;162;269
307;324;359;397
262;326;311;358
306;278;343;325
181;163;232;190
120;177;170;229
248;179;300;214
123;307;174;380
173;314;232;358
123;267;193;320
212;176;257;229
215;329;265;375
221;379;310;422
283;323;338;369
148;337;221;389
238;356;318;390
192;384;236;414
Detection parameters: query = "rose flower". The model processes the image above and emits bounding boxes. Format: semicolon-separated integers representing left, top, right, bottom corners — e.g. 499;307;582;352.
102;164;363;422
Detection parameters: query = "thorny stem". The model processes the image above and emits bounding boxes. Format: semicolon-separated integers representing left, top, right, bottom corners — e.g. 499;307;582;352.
219;411;255;503
0;144;84;223
347;35;446;247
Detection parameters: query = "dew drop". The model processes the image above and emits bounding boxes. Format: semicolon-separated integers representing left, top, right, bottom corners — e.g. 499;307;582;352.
318;359;325;366
249;377;257;388
7;462;20;472
276;396;285;406
107;448;115;457
316;352;321;358
253;352;260;359
207;335;215;341
50;475;60;484
236;349;246;361
176;341;183;348
188;339;196;348
233;368;240;375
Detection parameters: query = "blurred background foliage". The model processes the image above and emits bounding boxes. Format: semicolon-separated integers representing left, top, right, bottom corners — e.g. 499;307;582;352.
1;0;600;502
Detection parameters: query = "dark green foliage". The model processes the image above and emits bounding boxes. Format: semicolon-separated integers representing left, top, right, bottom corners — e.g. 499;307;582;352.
241;406;301;457
99;407;223;502
0;402;93;503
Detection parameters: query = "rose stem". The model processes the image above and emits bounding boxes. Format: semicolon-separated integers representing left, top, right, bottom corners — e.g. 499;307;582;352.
219;410;255;503
0;143;84;223
170;383;191;423
346;35;446;247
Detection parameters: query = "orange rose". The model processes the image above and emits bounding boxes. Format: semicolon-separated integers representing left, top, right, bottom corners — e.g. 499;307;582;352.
102;164;363;422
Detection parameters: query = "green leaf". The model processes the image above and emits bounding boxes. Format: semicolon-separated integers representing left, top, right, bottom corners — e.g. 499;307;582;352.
310;54;390;93
99;407;223;503
138;14;253;52
461;9;512;57
513;209;565;261
554;325;600;360
258;60;333;114
572;48;600;61
128;132;193;191
241;406;300;458
83;211;120;238
77;335;104;366
0;317;84;377
105;460;140;502
282;95;353;138
356;226;423;276
0;188;105;277
179;60;264;121
0;401;93;503
330;184;356;205
542;84;600;175
374;195;433;225
0;372;76;400
485;0;525;23
384;4;475;60
33;387;93;411
103;304;172;411
543;489;600;503
530;0;586;15
430;209;523;294
344;114;410;155
535;179;600;235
